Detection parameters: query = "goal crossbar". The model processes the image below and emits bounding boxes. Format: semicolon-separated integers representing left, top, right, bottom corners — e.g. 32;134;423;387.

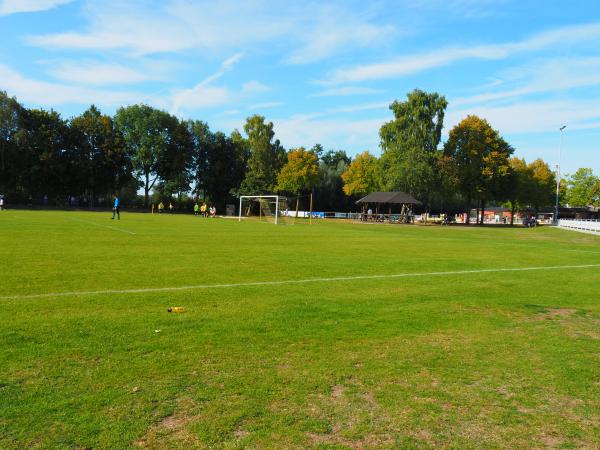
238;195;285;224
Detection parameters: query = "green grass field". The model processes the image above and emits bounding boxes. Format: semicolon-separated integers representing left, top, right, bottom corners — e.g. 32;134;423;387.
1;210;599;449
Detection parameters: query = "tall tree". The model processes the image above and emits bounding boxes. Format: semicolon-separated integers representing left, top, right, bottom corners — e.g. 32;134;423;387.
156;115;193;201
591;179;600;207
527;158;556;212
443;115;514;224
321;150;350;169
114;105;180;207
432;152;462;215
276;147;319;215
310;143;324;158
188;121;248;210
566;168;599;207
341;151;380;197
505;157;531;225
19;108;73;202
315;150;352;211
239;115;285;195
0;91;22;194
379;89;447;208
70;105;131;206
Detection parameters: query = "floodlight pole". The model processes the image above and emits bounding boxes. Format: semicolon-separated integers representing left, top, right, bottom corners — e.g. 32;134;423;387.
554;125;566;225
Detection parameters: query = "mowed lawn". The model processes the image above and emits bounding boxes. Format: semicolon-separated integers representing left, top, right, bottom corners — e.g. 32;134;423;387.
0;211;599;449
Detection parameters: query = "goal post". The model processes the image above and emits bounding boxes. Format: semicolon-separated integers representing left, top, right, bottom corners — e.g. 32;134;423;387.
238;195;291;225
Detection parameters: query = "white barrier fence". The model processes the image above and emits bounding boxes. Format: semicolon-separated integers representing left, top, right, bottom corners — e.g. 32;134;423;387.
558;219;600;235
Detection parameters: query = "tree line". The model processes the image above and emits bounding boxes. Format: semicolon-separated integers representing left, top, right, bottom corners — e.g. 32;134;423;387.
1;89;598;216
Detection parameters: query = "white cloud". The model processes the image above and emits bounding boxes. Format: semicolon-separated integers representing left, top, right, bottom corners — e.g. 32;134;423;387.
170;53;243;114
26;2;274;57
285;4;395;64
325;21;600;84
215;103;388;153
25;1;394;63
0;63;142;107
248;102;284;110
453;57;600;106
312;86;384;97
407;0;510;19
221;53;244;71
26;1;210;55
47;61;156;85
196;52;243;87
328;102;389;114
0;0;73;15
242;80;269;94
171;85;232;114
325;46;504;84
446;99;600;135
220;109;241;116
273;115;385;151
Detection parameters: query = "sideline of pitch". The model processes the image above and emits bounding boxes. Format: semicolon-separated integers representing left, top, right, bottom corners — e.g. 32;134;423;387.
1;263;599;301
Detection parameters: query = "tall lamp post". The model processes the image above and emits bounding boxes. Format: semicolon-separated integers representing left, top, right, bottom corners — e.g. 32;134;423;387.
554;125;566;225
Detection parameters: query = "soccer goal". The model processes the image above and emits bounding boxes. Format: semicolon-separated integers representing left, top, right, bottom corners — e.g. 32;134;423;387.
238;195;291;225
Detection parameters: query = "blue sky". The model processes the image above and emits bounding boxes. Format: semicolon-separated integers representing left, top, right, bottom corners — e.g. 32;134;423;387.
1;0;599;175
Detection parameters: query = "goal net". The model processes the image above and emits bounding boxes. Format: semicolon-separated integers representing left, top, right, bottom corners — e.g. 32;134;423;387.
238;195;292;225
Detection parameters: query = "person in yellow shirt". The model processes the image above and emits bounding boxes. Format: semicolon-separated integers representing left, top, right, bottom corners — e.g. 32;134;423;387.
200;202;207;217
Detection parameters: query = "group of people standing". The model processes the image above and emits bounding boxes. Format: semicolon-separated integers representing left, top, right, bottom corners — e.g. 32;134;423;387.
148;200;216;217
194;202;216;217
152;201;175;214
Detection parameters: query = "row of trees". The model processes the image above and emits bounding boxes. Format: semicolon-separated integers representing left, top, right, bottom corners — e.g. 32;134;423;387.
1;89;598;216
340;90;599;220
0;89;355;212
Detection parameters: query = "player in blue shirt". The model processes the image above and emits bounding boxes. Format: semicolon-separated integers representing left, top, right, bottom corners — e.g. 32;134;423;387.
111;195;120;220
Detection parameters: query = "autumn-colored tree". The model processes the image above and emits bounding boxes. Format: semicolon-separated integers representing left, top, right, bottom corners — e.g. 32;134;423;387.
341;151;380;197
528;158;556;211
276;147;319;216
443;115;513;224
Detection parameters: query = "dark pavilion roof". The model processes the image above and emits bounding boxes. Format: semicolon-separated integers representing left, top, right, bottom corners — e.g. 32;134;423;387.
356;192;422;205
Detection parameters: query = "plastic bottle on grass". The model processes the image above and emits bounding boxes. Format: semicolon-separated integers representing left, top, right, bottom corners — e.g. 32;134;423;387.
167;307;185;313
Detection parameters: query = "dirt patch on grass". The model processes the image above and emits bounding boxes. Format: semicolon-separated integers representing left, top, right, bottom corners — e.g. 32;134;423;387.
533;308;600;339
539;434;563;449
536;308;577;319
157;415;187;430
234;428;250;439
331;384;345;399
304;380;400;448
496;385;515;399
307;431;395;449
134;397;200;448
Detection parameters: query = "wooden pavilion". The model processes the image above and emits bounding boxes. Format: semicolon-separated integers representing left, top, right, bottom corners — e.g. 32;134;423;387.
356;191;422;223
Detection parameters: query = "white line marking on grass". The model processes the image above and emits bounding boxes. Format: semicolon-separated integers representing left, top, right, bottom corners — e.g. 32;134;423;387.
1;264;599;301
67;217;136;235
567;249;600;254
